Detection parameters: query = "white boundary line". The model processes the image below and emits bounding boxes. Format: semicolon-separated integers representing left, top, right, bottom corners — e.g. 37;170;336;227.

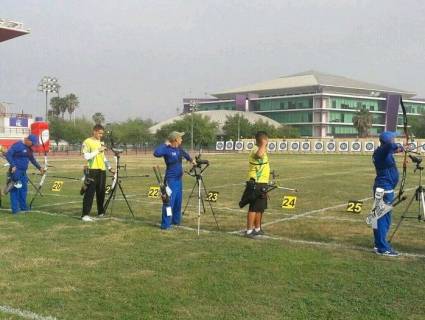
4;207;425;260
0;305;57;320
1;189;424;260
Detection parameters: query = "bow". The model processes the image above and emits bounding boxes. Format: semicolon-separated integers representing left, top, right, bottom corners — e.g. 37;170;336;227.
110;154;118;190
29;135;48;208
394;97;409;206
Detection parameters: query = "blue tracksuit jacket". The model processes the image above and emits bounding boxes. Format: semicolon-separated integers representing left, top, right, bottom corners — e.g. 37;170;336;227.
5;141;42;214
372;142;400;253
153;144;192;228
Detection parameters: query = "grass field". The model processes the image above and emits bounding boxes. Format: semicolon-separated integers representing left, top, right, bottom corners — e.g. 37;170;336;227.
0;152;424;320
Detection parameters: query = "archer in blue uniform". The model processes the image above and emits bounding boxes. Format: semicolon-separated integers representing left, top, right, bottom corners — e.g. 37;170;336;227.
372;131;404;256
5;134;45;214
153;131;195;229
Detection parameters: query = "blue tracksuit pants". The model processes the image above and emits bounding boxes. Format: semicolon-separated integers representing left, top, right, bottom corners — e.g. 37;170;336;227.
373;190;394;253
9;170;29;214
161;179;182;229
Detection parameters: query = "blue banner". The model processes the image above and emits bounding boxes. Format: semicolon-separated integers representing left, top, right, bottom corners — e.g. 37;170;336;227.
9;117;29;127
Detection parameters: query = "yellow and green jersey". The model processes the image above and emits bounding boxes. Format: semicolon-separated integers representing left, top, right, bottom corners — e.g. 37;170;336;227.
248;146;270;183
82;137;107;170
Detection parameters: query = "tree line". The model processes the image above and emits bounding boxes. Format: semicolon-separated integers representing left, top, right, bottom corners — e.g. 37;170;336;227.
47;95;425;149
49;112;300;149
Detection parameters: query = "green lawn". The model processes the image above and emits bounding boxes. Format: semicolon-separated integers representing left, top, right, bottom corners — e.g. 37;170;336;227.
0;153;424;320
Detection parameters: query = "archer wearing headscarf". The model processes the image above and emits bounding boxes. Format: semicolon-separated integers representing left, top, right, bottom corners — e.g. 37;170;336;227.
371;131;404;256
4;134;45;214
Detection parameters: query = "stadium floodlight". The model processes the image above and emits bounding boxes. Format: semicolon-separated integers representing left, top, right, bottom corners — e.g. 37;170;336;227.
189;100;198;151
38;76;61;121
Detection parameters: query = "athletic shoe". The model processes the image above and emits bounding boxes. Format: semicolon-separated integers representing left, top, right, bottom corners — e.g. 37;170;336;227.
376;250;400;257
98;213;105;218
82;215;94;222
244;231;256;238
252;229;265;236
382;250;400;257
373;247;378;253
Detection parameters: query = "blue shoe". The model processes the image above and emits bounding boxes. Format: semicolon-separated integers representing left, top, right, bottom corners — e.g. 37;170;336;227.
377;250;400;257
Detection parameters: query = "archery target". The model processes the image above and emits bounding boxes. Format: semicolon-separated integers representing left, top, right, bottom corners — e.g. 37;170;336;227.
314;141;324;152
408;141;417;152
215;141;224;151
326;141;336;152
301;141;311;152
364;141;375;152
338;141;349;152
290;141;300;151
245;141;255;151
351;141;362;152
278;141;288;151
225;141;234;150
41;129;50;143
267;141;277;152
234;141;244;151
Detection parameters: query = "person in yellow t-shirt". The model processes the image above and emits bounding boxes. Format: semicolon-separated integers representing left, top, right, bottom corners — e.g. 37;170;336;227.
244;131;270;237
81;124;113;221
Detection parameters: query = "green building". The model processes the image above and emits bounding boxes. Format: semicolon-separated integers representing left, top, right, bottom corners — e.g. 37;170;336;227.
183;71;425;137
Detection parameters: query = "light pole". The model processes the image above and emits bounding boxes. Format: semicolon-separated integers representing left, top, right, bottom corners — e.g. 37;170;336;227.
38;76;60;121
237;114;241;141
189;100;198;151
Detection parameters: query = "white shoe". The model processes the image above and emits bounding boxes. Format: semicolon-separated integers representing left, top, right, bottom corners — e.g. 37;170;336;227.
82;215;94;222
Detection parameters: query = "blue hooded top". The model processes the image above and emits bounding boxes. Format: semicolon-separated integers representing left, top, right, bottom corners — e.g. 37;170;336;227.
153;144;192;179
373;132;401;189
6;140;41;171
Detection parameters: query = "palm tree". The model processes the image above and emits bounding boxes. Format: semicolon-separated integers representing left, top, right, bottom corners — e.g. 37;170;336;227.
58;97;67;119
49;96;62;118
92;112;105;125
65;93;79;121
352;109;373;137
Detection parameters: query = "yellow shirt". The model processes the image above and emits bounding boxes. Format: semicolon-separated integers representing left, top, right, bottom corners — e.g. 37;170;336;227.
248;146;270;183
82;137;107;170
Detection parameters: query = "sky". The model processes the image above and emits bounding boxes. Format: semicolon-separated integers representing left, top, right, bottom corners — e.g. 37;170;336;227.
1;0;425;122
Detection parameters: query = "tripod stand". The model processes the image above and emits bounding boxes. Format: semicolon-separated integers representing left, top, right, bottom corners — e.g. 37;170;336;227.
103;149;134;218
390;159;425;242
182;162;219;235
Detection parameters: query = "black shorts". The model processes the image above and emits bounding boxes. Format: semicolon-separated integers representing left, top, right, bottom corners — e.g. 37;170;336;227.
248;183;268;213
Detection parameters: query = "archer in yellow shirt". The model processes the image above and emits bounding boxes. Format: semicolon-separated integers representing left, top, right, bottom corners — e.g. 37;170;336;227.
244;131;270;237
81;124;112;221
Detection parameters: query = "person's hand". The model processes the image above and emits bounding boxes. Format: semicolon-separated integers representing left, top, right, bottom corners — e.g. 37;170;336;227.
11;166;17;173
259;138;268;147
99;145;107;152
191;159;197;166
109;168;116;174
39;168;46;175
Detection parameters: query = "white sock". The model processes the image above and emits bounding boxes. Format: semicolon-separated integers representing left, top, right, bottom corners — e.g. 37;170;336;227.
246;229;253;234
255;228;261;232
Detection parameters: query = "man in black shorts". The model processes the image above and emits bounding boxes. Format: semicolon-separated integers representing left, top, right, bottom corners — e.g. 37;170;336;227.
241;131;270;237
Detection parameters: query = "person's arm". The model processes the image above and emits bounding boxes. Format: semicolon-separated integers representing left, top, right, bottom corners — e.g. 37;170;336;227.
28;152;42;171
381;142;401;155
255;140;268;159
5;145;17;168
82;141;105;160
153;144;168;158
181;149;193;162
